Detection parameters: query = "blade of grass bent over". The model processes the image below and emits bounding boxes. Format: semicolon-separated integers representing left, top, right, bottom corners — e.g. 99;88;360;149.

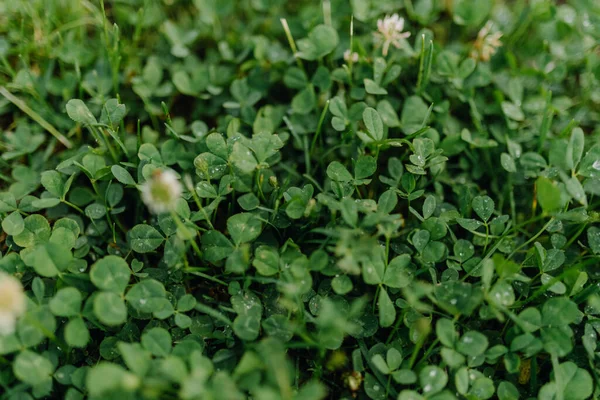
0;86;73;149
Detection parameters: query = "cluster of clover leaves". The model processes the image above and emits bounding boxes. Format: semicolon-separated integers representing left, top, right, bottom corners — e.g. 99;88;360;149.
1;0;600;399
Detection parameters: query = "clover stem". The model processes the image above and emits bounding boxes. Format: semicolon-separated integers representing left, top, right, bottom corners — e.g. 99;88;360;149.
185;269;227;286
310;100;330;159
280;18;305;72
483;222;489;254
507;218;554;261
62;200;84;214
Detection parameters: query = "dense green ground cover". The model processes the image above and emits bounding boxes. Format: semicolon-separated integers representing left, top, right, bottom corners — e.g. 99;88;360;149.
1;0;600;399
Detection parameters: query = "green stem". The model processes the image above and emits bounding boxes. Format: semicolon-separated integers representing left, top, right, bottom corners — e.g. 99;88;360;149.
62;200;84;214
280;18;305;72
194;302;233;325
507;218;554;261
185;268;228;286
310;100;330;157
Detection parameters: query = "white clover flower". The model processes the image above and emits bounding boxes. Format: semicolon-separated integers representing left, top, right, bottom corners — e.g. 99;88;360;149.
374;14;411;56
344;49;359;63
0;272;26;336
140;169;183;214
471;21;503;62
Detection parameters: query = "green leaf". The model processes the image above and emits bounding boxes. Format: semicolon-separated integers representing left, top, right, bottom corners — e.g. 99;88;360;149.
297;25;339;60
371;354;390;374
517;308;542;333
13;214;51;248
230;142;258;174
363;107;384;141
355;155;377;180
500;153;517;173
362;249;385;285
497;381;520;400
489;280;515;307
129;224;164;253
453;240;474;263
541;297;581;326
587;227;600;255
66;99;97;125
569;127;584;170
364;79;388;95
386;348;403;371
422;241;446;263
90;255;131;293
327;161;353;182
422;195;436;219
142;327;172;357
331;275;353;295
397;390;424;400
177;294;197;312
501;102;524;121
65;317;90;348
227;213;263;245
378;288;396;327
126;279;167;314
401;96;429;135
13;350;54;386
412;229;430;252
0;192;17;212
419;366;447;395
456;331;489;357
472;195;494;222
49;287;82;317
436;318;457;348
111;165;136;185
238;192;260;211
40;170;65;198
536;176;564;213
562;174;587;206
468;377;495;399
378;189;398;214
2;210;24;235
291;85;316;115
100;98;127;127
94;291;127;326
201;230;235;262
86;363;131;397
194;152;227;179
563;365;593;400
383;254;413;288
23;242;73;277
340;198;358;227
365;373;388;400
453;0;492;26
578;144;600;178
206;132;228;159
252;245;279;276
118;342;152;377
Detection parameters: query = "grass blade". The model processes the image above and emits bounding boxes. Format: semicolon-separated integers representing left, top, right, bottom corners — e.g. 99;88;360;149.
0;86;73;149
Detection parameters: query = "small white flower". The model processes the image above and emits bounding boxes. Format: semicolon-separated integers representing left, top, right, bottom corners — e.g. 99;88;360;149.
0;273;26;335
471;21;503;62
343;49;359;63
374;14;411;56
140;169;183;214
